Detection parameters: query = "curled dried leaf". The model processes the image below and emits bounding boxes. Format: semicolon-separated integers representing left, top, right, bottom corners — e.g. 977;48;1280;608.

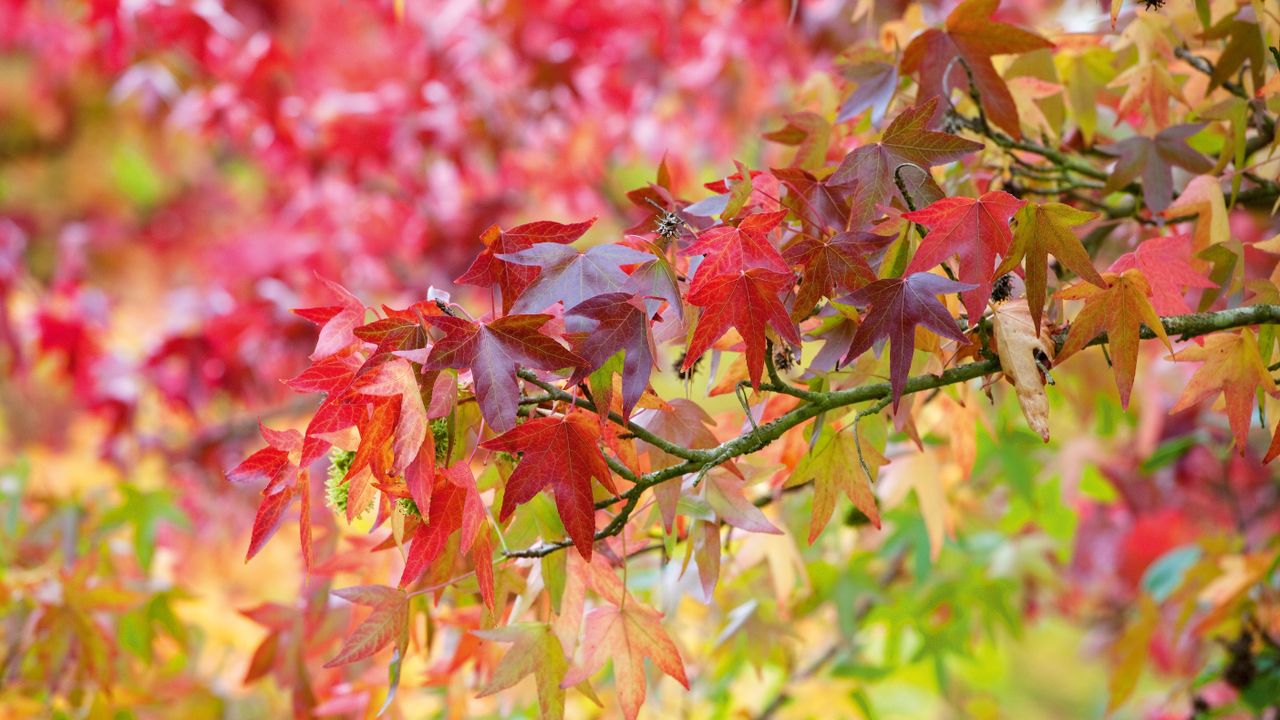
991;294;1055;442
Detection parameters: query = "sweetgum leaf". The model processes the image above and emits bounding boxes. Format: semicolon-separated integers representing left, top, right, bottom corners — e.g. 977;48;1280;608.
1056;269;1172;409
900;0;1053;138
903;191;1025;324
839;272;975;410
481;412;617;560
423;314;583;433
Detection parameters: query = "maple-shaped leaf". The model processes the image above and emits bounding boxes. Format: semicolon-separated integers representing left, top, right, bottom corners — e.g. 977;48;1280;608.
352;357;428;475
830;98;982;223
788;421;887;542
900;0;1053;138
1202;11;1266;93
683;266;801;389
565;292;657;419
632;398;739;530
481;412;617;560
1056;269;1172;409
1108;234;1216;315
902;191;1025;323
455;219;597;312
500;242;652;314
294;276;367;361
783;230;885;319
683;212;801;387
423;314;583;433
474;623;568;720
228;422;300;489
560;602;689;720
1168;329;1276;452
840;273;976;410
995;202;1106;332
837;47;898;125
399;462;494;608
1099;124;1212;213
771;167;858;234
324;585;408;668
685;210;790;285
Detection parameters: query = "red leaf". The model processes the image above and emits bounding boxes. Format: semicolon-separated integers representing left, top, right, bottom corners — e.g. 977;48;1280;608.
902;191;1025;323
840;273;975;410
498;242;652;314
565;292;658;419
324;587;408;668
1108;234;1215;315
900;0;1053;138
246;484;295;562
481;412;617;560
296;276;367;361
455;219;597;312
422;314;583;433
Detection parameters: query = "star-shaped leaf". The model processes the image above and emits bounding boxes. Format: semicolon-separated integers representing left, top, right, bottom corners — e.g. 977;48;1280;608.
560;602;689;720
475;623;568;720
900;0;1053;138
683;266;801;389
500;242;652;314
783;230;886;319
481;412;617;560
902;191;1025;323
1169;329;1276;452
565;292;657;420
1055;269;1172;409
455;218;597;312
837;48;898;125
1202;11;1266;93
787;421;887;542
839;272;976;410
1099;124;1212;213
400;462;493;598
830;98;983;223
1108;234;1216;315
324;585;409;668
423;314;583;433
995;202;1106;332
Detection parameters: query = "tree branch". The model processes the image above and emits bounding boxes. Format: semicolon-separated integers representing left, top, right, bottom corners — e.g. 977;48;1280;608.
502;304;1280;559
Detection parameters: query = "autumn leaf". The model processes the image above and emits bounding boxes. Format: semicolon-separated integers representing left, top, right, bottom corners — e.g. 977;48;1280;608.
840;273;976;410
500;242;653;314
399;462;494;609
481;412;617;560
837;47;898;125
782;230;884;319
787;421;886;542
294;276;368;361
1202;12;1266;93
900;0;1053;138
474;623;568;720
1108;234;1215;315
902;191;1025;323
246;485;294;562
1168;329;1277;452
324;585;409;668
829;98;982;223
353;357;428;474
455;219;597;312
565;292;657;420
423;314;583;433
560;602;689;720
1056;269;1171;409
682;212;801;388
991;288;1056;442
1099;124;1212;213
996;202;1105;333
